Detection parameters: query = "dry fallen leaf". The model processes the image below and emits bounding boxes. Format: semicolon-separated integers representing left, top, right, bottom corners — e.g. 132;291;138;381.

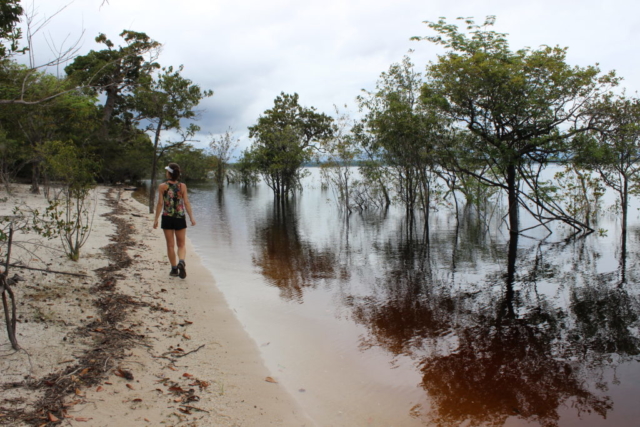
183;333;191;340
182;373;193;378
79;368;90;376
265;377;278;384
75;417;91;422
75;388;84;396
189;379;210;390
115;368;134;380
48;413;59;422
126;384;135;390
133;398;143;402
167;365;177;371
96;386;104;392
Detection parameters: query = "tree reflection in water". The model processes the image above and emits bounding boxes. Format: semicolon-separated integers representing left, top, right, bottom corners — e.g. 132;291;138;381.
252;200;338;302
248;194;640;425
419;233;613;427
343;217;640;426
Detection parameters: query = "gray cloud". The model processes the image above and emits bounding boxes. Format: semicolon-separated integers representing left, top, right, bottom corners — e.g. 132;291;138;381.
22;0;640;155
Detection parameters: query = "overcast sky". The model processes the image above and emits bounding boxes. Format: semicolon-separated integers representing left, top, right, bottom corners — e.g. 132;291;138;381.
21;0;640;155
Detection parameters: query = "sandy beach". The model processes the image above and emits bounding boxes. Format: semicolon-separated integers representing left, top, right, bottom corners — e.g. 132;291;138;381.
0;185;311;426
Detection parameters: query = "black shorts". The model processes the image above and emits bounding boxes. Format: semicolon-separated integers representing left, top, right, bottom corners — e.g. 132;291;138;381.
161;216;187;230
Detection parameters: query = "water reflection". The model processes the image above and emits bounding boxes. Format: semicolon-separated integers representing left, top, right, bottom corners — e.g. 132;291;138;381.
187;172;640;426
252;200;340;302
253;199;639;425
570;235;640;358
419;233;615;427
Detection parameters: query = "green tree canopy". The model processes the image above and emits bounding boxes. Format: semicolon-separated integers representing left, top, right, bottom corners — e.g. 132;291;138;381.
0;0;24;59
415;16;617;234
575;95;640;236
65;30;161;130
358;56;450;216
248;92;334;198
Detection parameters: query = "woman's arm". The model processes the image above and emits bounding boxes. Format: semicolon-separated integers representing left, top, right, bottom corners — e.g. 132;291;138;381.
153;184;166;229
181;183;196;226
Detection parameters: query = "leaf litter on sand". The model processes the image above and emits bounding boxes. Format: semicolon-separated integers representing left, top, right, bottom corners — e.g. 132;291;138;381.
0;189;158;426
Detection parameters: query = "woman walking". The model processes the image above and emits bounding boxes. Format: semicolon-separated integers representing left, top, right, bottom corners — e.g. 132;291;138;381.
153;163;196;278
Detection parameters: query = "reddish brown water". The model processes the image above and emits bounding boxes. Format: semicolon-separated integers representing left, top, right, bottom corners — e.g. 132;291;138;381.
179;168;640;426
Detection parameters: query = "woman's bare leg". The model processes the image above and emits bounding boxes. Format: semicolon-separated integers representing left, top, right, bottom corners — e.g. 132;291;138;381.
175;228;187;261
163;229;178;266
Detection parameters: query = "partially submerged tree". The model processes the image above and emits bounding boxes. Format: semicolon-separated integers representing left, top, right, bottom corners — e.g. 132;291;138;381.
414;16;617;235
575;95;640;236
358;56;448;217
209;127;239;188
248;92;333;199
320;107;361;214
234;148;260;187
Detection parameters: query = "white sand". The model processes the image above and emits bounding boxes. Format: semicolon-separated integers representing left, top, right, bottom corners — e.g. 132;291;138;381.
0;184;312;426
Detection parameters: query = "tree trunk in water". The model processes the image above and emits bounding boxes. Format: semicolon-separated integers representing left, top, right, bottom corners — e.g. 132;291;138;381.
506;164;519;235
621;177;628;238
619;229;627;286
501;232;518;321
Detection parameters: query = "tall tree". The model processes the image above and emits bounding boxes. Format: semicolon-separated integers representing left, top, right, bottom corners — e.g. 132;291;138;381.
133;65;213;212
65;30;161;134
414;16;617;235
248;92;333;199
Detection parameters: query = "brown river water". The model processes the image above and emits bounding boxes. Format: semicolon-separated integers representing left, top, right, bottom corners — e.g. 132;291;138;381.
143;166;640;426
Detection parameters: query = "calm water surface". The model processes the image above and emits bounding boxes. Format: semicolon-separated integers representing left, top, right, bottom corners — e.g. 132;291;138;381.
182;168;640;427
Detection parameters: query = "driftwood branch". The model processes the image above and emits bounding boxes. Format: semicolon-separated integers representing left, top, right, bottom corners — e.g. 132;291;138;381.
7;263;89;277
159;344;206;362
174;344;205;359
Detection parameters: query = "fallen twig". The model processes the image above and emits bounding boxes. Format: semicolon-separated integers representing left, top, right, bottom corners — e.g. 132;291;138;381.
174;345;205;359
7;263;89;277
180;404;210;413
